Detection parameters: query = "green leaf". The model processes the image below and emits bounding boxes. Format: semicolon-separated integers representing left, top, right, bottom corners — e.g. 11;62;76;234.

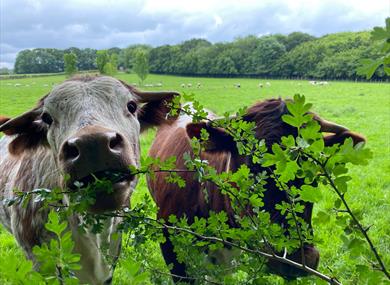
371;26;388;41
315;210;330;223
249;194;264;207
334;176;352;193
45;211;67;237
357;58;383;79
300;185;323;203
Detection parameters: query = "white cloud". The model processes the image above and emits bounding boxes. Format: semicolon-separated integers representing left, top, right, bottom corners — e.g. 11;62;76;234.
0;0;389;68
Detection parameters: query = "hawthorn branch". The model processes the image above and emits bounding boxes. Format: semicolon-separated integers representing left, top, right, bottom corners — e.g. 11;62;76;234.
274;176;307;268
303;151;390;280
95;209;340;284
153;221;341;285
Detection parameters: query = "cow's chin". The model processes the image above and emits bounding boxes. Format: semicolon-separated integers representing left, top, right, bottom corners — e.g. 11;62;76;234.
67;170;133;213
88;180;131;213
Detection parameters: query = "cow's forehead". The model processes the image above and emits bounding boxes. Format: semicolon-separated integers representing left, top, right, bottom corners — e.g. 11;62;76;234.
44;77;134;108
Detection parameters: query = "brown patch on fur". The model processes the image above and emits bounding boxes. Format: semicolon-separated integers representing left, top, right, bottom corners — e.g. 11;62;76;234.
244;98;297;147
0;116;10;125
138;98;178;131
148;98;366;280
324;131;366;146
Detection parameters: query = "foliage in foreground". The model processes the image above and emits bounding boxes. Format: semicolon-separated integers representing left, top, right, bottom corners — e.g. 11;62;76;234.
0;94;388;284
357;17;390;79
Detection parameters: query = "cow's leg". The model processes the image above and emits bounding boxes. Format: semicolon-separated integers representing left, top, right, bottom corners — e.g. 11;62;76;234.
161;229;194;284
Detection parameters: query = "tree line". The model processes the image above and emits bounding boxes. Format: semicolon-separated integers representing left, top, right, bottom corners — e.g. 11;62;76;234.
12;31;388;80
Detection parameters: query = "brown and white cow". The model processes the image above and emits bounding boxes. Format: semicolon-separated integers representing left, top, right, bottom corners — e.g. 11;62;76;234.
0;76;178;284
148;98;365;283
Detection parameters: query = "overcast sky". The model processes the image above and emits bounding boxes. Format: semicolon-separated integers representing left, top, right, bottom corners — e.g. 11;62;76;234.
0;0;389;68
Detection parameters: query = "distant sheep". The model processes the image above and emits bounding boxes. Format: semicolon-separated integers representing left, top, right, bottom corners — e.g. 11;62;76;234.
309;81;329;86
234;83;241;88
258;83;263;88
181;83;186;88
197;83;202;88
187;83;192;88
266;82;271;87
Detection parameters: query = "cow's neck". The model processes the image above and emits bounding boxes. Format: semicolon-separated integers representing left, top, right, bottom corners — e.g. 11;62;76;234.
67;214;121;284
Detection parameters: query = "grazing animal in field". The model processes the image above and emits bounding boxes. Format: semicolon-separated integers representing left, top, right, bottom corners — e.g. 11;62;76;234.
0;76;179;284
181;83;186;88
258;83;263;88
148;98;365;283
266;81;271;87
234;83;241;88
318;81;329;86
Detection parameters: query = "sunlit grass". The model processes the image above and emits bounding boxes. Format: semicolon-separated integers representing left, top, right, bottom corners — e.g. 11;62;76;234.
0;73;389;284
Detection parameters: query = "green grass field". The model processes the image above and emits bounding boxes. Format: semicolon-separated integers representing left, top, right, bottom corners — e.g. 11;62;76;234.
0;73;389;284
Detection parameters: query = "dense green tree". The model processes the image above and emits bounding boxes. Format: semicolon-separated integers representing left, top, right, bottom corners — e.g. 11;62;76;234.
0;67;11;74
63;52;78;77
14;48;63;74
283;32;316;51
133;49;149;84
78;48;97;70
96;50;110;74
12;28;389;80
119;45;151;72
250;36;286;75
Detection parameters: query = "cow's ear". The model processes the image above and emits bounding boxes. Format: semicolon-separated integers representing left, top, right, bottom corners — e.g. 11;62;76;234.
0;107;48;155
186;122;237;152
118;80;180;132
138;94;179;132
324;131;366;147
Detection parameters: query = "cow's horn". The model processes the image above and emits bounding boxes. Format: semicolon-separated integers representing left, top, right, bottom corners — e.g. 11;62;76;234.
134;90;180;103
316;117;349;133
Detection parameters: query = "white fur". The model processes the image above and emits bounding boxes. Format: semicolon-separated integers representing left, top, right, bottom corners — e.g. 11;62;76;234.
0;77;146;284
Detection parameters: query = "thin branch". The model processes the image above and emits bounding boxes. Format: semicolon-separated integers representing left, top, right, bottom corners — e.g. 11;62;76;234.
303;151;390;280
273;175;307;268
96;210;340;284
154;221;342;285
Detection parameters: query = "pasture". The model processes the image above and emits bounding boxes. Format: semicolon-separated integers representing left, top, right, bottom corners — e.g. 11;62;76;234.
0;73;389;284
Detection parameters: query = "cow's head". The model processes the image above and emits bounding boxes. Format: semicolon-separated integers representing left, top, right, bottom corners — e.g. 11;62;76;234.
186;98;365;278
0;76;179;212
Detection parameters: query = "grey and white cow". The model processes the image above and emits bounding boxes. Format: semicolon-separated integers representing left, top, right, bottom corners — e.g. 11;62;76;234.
0;76;179;284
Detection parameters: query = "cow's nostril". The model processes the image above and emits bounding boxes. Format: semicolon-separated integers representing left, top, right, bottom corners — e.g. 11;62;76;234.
109;133;123;150
63;141;80;161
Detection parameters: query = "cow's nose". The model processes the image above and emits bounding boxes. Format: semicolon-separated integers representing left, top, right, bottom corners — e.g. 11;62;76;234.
60;131;125;163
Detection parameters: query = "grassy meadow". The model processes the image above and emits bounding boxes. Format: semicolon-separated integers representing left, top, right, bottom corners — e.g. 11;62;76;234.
0;73;389;284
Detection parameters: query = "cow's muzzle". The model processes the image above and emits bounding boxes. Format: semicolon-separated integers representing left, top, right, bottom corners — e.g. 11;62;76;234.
59;125;136;212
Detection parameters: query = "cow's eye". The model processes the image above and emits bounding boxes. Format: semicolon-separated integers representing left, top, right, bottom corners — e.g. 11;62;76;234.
127;101;137;114
41;112;53;126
